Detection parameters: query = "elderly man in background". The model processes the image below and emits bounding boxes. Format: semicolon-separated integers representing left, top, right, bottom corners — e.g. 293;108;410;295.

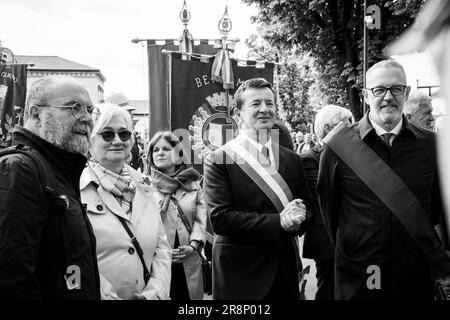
404;91;435;130
0;76;100;299
301;105;353;300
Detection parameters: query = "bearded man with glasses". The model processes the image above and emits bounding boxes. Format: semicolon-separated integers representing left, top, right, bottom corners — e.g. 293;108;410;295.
317;60;450;300
0;76;101;299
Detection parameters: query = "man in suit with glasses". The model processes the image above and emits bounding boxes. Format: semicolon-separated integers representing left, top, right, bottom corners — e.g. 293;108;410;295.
317;60;450;300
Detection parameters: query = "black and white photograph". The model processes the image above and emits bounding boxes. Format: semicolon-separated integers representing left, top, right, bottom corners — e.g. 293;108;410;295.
1;0;450;316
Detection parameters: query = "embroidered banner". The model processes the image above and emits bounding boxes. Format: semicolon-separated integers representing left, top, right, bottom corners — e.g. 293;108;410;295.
170;54;274;173
0;64;27;148
146;39;216;139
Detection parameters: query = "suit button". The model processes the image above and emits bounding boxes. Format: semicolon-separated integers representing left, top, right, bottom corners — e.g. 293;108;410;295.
96;204;103;211
128;247;135;255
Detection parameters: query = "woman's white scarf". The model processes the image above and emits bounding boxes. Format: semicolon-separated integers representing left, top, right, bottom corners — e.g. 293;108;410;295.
89;161;136;216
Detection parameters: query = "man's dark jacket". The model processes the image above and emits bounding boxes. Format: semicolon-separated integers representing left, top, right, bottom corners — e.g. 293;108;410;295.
203;140;314;299
0;127;100;299
301;145;334;300
300;145;334;261
317;114;450;300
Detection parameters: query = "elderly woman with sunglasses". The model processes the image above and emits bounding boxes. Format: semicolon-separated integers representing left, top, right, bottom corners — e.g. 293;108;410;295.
80;104;171;300
147;131;207;300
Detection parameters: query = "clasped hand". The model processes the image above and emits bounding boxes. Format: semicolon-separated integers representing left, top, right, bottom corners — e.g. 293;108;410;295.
280;199;306;232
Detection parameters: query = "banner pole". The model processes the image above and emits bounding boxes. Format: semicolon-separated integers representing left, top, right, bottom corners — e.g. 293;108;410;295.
167;52;172;131
225;89;230;117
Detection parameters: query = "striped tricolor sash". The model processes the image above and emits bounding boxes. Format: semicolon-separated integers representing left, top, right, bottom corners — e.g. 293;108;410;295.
222;137;293;212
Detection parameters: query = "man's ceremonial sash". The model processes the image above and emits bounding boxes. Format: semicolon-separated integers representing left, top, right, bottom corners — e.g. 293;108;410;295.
221;137;304;279
324;122;441;256
222;137;293;212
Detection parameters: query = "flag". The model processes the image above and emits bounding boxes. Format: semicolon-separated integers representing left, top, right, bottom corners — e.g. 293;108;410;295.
147;39;215;138
0;64;27;148
147;40;178;138
194;40;216;56
169;53;274;173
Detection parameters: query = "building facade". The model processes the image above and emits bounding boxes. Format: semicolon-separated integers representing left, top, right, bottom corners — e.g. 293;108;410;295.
15;55;106;103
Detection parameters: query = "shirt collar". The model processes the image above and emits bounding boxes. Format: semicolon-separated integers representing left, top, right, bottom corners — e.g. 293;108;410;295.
369;112;403;136
359;112;421;140
239;132;272;151
239;133;275;167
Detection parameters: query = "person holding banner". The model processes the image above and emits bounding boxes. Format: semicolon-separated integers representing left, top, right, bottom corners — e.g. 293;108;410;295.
147;131;207;300
317;60;450;300
203;78;314;300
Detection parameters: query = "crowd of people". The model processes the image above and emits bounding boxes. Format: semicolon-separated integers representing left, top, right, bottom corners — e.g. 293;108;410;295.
0;57;449;301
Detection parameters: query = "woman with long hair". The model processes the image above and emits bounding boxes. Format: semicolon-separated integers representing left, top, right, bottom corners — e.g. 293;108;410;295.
147;131;207;300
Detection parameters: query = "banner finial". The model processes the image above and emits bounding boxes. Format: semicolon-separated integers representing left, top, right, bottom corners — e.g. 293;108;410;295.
180;0;191;29
218;5;232;36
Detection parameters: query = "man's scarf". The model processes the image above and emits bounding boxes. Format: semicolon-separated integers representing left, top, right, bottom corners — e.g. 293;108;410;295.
89;161;136;216
150;165;200;214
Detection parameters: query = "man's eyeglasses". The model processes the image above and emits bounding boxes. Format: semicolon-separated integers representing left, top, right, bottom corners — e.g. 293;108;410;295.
35;102;94;119
99;130;132;142
366;85;407;97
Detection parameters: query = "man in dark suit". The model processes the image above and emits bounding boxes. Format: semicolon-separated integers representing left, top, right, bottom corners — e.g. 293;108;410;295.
317;60;450;299
203;78;314;300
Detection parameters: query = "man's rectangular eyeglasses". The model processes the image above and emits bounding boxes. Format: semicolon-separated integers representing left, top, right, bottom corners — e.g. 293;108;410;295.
366;85;407;97
35;102;94;119
99;130;132;142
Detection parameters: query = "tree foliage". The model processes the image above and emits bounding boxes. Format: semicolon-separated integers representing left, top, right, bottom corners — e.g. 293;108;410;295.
242;0;425;120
